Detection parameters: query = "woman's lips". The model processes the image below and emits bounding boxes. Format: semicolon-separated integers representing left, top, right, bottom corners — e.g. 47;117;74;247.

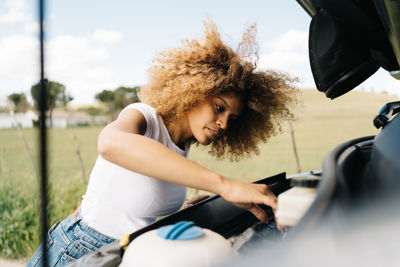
207;128;218;139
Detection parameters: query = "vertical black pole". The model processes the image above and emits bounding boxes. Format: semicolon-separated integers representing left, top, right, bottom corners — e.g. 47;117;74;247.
39;0;49;266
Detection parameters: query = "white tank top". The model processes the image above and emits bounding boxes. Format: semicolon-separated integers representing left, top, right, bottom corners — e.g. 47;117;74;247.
80;103;190;239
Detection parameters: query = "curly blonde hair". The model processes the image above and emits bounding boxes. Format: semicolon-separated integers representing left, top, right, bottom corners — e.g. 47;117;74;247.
139;19;298;161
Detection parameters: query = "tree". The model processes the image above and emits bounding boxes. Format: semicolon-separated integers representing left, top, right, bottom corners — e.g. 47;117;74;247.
8;93;30;113
95;86;140;120
31;79;73;127
59;92;74;108
95;90;114;103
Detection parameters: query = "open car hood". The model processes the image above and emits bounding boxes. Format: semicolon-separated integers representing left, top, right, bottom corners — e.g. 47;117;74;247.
297;0;400;99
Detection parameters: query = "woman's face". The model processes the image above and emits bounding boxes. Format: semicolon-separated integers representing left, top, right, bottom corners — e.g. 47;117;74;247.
187;95;243;145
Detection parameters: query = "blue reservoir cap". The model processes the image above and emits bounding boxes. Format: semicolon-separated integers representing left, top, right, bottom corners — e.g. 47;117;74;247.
157;221;204;240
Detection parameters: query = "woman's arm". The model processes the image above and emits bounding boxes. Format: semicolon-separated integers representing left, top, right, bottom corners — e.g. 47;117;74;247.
98;108;276;222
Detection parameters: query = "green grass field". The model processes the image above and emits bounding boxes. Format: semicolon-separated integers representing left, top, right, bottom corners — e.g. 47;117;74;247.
0;89;398;258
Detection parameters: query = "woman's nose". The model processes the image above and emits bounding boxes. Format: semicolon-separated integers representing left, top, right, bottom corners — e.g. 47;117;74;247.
217;116;228;130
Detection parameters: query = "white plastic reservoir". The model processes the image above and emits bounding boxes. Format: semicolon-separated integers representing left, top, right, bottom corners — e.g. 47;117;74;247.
275;176;319;227
119;221;237;267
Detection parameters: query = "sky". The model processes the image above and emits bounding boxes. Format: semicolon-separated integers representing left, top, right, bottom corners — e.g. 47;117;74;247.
0;0;399;106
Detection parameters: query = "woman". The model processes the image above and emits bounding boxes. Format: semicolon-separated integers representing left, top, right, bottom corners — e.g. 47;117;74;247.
28;19;297;267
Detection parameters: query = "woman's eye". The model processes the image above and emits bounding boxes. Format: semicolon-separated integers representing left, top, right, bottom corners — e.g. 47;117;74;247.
215;104;224;113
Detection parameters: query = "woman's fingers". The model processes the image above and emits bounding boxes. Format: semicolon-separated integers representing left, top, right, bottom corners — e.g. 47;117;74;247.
247;183;278;210
261;191;278;210
248;204;268;222
220;179;279;222
246;186;276;222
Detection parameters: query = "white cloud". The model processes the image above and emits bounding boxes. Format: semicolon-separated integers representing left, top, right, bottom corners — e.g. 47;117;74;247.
24;21;40;33
258;29;313;87
45;34;117;104
0;34;39;80
259;51;308;72
92;28;123;45
0;30;119;104
49;66;117;105
268;30;308;52
0;0;31;23
47;35;110;66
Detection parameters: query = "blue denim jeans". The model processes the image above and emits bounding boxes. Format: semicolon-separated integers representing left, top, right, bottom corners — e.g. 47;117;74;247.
27;210;115;267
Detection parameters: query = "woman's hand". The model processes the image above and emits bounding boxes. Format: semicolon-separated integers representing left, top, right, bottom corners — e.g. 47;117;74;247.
180;194;211;210
219;178;277;222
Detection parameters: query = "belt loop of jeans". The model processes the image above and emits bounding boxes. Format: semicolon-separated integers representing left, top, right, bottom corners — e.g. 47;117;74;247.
66;207;82;231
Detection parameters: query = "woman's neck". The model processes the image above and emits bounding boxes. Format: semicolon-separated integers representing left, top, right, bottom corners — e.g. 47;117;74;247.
165;116;192;150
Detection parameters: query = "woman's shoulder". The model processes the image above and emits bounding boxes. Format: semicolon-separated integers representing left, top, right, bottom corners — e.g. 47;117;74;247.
124;102;156;113
121;103;160;137
123;102;158;120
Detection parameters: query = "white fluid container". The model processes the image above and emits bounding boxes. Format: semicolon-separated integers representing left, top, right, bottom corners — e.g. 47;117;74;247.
119;221;237;267
275;176;319;227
